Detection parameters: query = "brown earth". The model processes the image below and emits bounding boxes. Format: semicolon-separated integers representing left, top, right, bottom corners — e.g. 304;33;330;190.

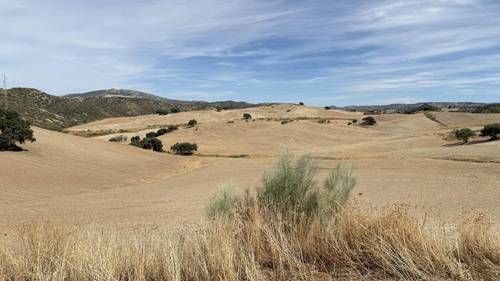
1;105;500;228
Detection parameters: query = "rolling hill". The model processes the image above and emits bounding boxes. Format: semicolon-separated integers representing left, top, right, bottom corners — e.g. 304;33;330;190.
0;87;259;131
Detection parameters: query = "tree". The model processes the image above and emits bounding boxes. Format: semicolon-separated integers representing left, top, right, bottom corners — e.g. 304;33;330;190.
299;102;304;106
480;123;500;140
324;106;330;110
243;113;252;120
187;119;198;127
170;108;181;113
130;135;142;147
360;116;376;126
170;142;198;155
453;128;475;143
143;137;164;152
145;131;157;138
0;109;35;151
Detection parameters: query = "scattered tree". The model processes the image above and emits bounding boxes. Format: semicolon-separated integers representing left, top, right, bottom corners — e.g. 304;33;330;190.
170;142;198;155
352;119;358;124
187;119;198;127
299;102;304;106
170;108;181;113
0;109;35;151
145;131;158;138
360;116;376;126
452;128;475;144
143;137;164;152
324;106;330;110
243;113;252;120
480;123;500;140
130;135;142;147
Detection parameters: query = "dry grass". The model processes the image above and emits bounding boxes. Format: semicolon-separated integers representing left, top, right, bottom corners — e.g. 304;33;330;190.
0;203;498;281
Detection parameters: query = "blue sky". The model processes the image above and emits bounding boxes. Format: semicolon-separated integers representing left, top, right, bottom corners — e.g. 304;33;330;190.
1;0;500;105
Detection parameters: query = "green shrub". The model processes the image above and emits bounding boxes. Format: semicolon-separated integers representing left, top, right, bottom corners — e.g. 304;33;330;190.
257;154;356;218
168;125;178;131
324;106;330;110
243;113;252;120
145;131;157;138
215;107;223;112
451;128;475;143
170;108;180;113
170;142;198;155
130;135;142;147
0;109;36;151
156;109;169;115
360;116;376;126
108;135;127;142
206;187;240;218
187;119;198;127
352;119;358;124
299;102;304;106
156;128;168;136
281;119;290;125
143;137;163;152
480;123;500;140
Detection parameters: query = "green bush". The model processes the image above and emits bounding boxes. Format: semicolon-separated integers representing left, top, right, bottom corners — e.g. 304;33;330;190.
352;119;358;124
156;109;169;115
480;123;500;140
360;116;376;126
187;119;198;127
145;131;157;138
170;142;198;155
451;128;475;143
108;135;127;142
257;154;356;218
156;128;168;136
299;102;304;106
170;108;180;113
0;109;36;151
243;113;252;120
206;187;240;218
324;106;330;110
143;137;163;152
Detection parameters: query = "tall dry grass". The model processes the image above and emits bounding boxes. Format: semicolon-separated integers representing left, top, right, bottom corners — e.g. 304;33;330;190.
0;155;498;281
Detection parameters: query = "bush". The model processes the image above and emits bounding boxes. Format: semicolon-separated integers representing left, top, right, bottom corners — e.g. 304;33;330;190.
480;123;500;140
143;137;163;152
360;116;376;126
129;135;163;152
170;142;198;155
257;154;356;218
281;119;290;125
243;113;252;120
215;107;223;112
299;102;304;106
156;109;169;115
187;119;198;127
324;106;330;110
206;187;240;218
156;128;168;136
108;135;127;142
352;119;358;124
170;108;181;113
145;131;157;138
451;128;475;143
0;109;36;151
168;125;178;131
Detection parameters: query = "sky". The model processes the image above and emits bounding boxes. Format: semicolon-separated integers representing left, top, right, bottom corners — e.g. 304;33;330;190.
1;0;500;106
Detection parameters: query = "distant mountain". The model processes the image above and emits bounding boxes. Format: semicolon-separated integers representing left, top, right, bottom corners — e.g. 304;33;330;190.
1;87;259;131
329;102;490;113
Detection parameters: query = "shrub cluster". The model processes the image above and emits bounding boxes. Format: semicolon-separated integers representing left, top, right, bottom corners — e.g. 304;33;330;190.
130;135;164;152
170;142;198;155
360;116;376;126
450;128;475;144
156;109;169;115
480;123;500;140
0;109;36;151
242;113;252;120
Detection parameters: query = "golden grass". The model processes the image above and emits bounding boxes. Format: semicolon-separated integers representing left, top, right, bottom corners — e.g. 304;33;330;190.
0;202;498;281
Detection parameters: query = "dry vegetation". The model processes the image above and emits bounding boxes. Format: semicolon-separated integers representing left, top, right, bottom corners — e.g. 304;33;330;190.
0;155;499;281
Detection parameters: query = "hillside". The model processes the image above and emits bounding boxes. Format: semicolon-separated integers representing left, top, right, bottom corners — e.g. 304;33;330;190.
331;102;489;113
0;88;258;131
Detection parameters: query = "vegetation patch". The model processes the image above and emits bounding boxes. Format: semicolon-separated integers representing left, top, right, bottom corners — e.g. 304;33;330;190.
170;142;198;155
0;109;36;151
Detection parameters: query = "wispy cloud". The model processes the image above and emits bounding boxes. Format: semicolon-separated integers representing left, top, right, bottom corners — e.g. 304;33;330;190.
1;0;500;104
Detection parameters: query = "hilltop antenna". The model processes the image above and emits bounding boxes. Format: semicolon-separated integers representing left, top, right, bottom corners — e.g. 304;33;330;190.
2;73;6;110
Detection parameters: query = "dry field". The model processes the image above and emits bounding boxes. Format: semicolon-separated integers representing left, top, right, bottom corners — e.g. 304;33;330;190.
1;104;500;280
1;105;499;227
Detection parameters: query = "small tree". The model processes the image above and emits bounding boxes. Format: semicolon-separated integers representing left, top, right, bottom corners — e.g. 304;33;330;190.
170;142;198;155
170;108;181;113
453;128;475;144
156;128;168;136
145;131;157;138
143;137;163;152
299;102;304;106
360;116;376;126
480;123;500;140
324;106;330;110
243;113;252;120
352;119;358;124
0;110;36;151
187;119;198;127
130;135;142;147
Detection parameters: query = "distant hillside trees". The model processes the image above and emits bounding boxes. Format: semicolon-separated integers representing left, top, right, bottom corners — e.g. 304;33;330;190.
170;142;198;155
0;109;36;151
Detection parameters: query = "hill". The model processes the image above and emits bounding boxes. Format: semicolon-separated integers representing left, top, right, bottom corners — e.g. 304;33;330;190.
331;102;488;113
0;87;258;131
